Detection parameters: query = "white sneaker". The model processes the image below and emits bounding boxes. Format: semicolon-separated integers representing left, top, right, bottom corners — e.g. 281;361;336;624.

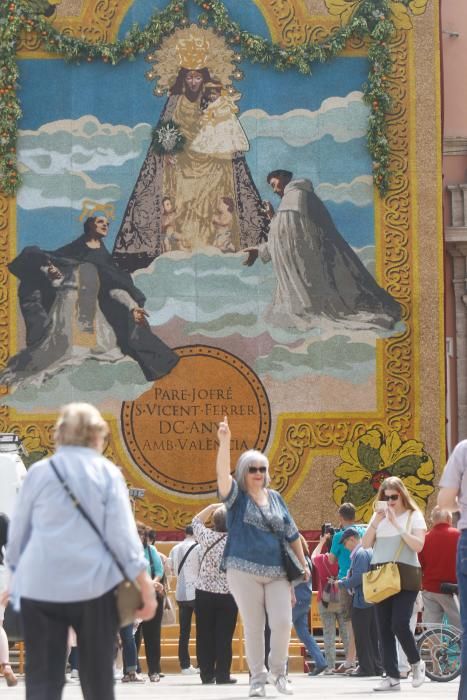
374;677;400;692
271;674;293;695
411;660;425;688
181;666;199;675
249;683;266;697
113;667;123;681
70;669;79;680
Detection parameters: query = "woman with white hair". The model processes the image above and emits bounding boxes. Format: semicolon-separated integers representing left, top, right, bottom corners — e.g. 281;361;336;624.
216;417;308;698
3;402;156;700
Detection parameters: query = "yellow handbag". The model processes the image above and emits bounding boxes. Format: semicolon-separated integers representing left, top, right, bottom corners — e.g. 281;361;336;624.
362;512;413;604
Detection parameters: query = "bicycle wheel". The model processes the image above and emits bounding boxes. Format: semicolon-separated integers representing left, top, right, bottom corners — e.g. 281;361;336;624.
417;626;461;682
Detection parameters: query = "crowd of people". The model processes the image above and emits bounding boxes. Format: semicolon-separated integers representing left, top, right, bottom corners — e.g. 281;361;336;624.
0;403;465;700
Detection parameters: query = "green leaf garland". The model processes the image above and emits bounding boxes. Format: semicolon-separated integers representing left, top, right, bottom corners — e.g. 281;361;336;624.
0;0;398;197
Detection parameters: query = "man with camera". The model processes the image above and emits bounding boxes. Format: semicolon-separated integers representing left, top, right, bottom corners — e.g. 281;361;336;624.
328;503;367;674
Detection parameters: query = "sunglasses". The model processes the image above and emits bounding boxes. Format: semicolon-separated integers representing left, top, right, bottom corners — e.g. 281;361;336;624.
248;466;267;474
382;494;399;502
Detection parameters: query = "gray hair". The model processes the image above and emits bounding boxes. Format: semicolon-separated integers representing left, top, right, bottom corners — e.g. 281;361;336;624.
431;505;452;524
54;402;109;449
235;449;270;491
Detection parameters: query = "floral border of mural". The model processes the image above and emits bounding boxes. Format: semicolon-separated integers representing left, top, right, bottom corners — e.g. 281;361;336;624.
0;0;430;196
333;427;435;521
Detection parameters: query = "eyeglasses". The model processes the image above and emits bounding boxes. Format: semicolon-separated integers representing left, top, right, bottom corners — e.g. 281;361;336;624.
382;494;399;502
248;466;267;474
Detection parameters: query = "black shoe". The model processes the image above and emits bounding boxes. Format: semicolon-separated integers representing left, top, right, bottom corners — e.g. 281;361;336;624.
308;665;327;677
216;678;238;684
349;670;372;677
202;678;215;684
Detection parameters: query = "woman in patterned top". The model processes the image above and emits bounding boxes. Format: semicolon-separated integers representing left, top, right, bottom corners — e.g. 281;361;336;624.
216;417;308;698
192;503;238;685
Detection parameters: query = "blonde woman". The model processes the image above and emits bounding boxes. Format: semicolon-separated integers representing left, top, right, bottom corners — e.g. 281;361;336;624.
3;403;156;700
362;477;426;692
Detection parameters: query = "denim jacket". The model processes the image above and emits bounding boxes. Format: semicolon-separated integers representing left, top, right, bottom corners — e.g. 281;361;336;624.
221;480;299;578
340;545;373;609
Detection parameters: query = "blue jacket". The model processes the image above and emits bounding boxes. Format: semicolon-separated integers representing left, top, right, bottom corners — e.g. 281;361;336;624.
340;545;373;608
221;480;299;578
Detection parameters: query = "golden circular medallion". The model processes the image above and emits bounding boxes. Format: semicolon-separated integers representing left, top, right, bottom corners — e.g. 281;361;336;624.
121;345;271;495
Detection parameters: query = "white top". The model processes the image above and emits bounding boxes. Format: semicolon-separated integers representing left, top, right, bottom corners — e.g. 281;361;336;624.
168;537;201;602
370;509;426;566
0;453;27;518
440;440;467;529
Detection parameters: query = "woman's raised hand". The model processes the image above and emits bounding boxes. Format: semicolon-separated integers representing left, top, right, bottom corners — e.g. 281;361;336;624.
217;416;231;444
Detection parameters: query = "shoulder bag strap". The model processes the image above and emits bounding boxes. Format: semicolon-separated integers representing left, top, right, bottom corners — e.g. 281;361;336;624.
147;545;156;579
177;542;198;575
251;491;281;538
49;458;128;580
392;510;414;563
199;534;227;569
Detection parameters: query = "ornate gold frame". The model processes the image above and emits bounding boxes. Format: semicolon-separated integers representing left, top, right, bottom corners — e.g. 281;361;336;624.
0;0;443;530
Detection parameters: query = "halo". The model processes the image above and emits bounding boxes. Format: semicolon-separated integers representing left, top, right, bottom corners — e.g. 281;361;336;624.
145;24;238;95
79;201;115;222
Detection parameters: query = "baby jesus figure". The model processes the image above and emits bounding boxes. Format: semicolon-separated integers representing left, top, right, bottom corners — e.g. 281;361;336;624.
190;82;249;159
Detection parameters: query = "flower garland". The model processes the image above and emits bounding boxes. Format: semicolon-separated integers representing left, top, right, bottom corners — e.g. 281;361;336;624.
0;0;397;197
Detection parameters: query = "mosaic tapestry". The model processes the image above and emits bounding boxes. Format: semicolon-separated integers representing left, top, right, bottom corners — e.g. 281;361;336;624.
0;0;443;532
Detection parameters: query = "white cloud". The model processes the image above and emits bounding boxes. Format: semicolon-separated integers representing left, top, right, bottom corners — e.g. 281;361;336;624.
240;91;369;146
17;167;120;211
316;175;373;207
18;115;151;174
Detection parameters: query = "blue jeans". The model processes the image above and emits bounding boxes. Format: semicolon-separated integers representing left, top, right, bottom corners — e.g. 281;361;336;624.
120;623;137;674
292;585;326;669
457;529;467;700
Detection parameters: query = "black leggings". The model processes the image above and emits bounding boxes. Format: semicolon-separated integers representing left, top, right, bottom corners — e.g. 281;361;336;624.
135;594;164;674
374;589;419;679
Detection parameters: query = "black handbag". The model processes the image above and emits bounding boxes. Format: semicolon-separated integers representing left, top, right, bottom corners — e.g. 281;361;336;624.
50;459;143;627
282;542;305;582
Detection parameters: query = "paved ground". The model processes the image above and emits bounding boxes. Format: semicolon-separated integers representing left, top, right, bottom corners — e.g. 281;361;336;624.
1;672;460;698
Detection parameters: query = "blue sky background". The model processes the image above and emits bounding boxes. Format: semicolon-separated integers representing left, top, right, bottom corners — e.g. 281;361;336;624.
16;0;373;251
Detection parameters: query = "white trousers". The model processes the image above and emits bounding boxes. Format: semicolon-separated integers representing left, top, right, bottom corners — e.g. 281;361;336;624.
226;569;292;685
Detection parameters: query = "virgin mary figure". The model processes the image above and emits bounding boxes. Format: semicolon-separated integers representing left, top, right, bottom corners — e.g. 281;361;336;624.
113;25;269;271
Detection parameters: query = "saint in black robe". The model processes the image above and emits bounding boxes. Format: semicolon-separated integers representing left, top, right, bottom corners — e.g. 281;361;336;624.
3;236;179;385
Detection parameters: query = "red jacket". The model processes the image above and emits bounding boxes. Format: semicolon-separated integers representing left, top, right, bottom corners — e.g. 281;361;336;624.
418;523;459;593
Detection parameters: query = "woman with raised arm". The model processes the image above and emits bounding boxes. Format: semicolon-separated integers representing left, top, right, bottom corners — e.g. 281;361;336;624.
216;417;308;698
361;476;426;693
